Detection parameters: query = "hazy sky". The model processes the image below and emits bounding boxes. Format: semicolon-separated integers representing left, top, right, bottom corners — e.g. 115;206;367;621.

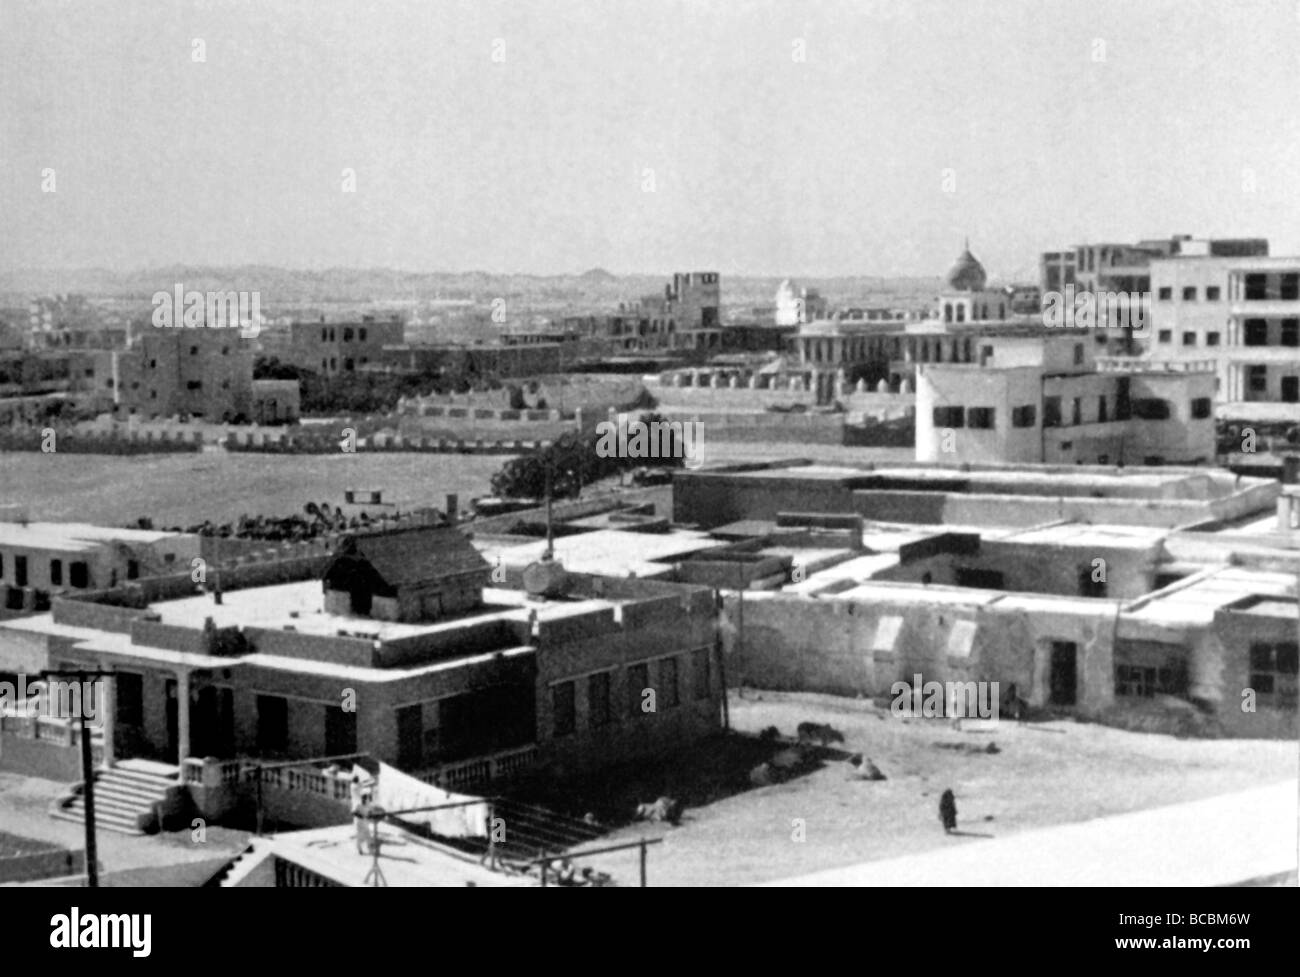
2;0;1298;279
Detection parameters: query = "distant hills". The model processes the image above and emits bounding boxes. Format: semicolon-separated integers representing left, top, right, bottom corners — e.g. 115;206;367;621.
0;265;946;312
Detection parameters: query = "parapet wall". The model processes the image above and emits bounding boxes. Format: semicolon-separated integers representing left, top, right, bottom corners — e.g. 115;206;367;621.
376;617;527;668
244;626;377;668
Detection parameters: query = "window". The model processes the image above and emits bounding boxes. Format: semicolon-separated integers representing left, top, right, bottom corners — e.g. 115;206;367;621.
1157;287;1172;300
1283;274;1300;301
187;380;202;390
661;657;679;707
627;663;649;718
1248;641;1298;704
1249;365;1267;392
325;705;357;755
69;561;89;588
1097;454;1110;465
359;328;367;342
1011;404;1036;428
1071;398;1082;426
343;328;354;342
1283;319;1299;347
1073;343;1084;365
1115;663;1187;698
1206;331;1221;346
955;567;1004;590
1244;319;1268;346
256;695;289;753
1043;397;1062;428
1179;332;1196;347
321;328;328;342
1078;566;1107;598
1206;286;1221;301
190;346;199;356
967;407;995;429
1097;396;1108;423
115;672;143;727
397;704;423;768
50;559;62;586
1244;274;1267;300
589;672;612;727
1157;330;1172;344
551;681;576;736
932;406;965;428
149;359;157;369
222;346;229;356
1182;286;1197;301
127;560;139;580
693;648;710;700
1131;398;1171;420
1191;397;1212;419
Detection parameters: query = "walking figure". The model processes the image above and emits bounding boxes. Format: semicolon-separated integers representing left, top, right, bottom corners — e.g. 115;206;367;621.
939;789;958;834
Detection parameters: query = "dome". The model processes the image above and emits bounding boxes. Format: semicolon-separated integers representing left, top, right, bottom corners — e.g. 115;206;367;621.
945;240;987;292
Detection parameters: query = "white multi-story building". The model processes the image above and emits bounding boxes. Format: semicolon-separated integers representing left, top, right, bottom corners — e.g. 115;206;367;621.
916;332;1215;466
1142;256;1300;405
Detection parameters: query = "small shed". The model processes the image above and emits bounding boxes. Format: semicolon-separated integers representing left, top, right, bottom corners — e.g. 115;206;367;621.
323;525;491;623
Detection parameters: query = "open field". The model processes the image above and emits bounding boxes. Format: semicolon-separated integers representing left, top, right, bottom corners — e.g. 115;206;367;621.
0;451;513;527
571;691;1299;886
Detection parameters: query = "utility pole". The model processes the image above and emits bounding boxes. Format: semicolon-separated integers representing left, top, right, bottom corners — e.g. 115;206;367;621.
41;668;114;888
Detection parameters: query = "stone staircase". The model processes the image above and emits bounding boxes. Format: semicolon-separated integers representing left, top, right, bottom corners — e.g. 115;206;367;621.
52;759;179;836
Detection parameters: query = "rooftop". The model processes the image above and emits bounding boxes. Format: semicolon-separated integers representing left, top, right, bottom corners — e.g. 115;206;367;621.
254;823;533;887
0;520;190;551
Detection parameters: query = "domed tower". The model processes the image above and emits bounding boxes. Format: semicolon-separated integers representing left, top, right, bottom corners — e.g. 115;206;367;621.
945;239;987;292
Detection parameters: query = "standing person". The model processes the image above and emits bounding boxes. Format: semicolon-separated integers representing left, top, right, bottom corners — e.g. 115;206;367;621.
939;789;958;834
350;773;370;855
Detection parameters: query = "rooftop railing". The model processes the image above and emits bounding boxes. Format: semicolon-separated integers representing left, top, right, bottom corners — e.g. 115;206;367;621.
1094;356;1216;374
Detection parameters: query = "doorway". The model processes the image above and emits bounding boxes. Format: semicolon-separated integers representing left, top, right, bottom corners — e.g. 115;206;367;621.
1049;642;1078;706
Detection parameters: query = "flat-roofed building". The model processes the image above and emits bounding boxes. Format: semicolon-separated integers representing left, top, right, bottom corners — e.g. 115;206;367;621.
1143;255;1300;405
0;524;722;797
260;315;405;377
915;332;1217;465
0;511;200;617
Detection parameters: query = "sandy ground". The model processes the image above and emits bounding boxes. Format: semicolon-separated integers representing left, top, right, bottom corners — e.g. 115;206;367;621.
573;691;1299;886
0;451;510;526
772;780;1297;886
0;772;250;884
